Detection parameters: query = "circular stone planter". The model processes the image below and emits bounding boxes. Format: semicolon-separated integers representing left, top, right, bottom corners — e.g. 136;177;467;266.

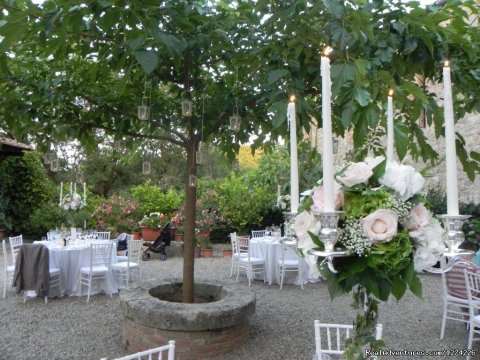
120;278;256;360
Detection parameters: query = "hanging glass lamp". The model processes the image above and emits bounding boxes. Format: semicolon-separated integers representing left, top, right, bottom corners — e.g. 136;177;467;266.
137;97;150;121
181;98;193;117
143;161;151;175
50;159;59;172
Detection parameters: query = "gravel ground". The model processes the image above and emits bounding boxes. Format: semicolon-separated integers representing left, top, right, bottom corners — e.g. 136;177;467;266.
0;248;473;360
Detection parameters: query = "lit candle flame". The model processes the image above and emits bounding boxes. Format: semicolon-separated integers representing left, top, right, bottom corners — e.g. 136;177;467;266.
323;46;333;56
444;60;450;67
388;89;394;97
289;95;296;102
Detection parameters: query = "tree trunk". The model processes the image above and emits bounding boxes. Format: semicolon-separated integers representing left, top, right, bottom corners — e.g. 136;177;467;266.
182;131;198;303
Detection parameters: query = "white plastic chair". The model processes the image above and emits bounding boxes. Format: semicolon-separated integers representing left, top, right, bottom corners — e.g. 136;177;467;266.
440;259;479;339
278;243;303;291
251;230;266;238
112;238;143;288
97;231;111;240
79;242;113;302
2;240;15;299
314;321;383;359
463;269;480;360
8;234;23;265
236;235;265;286
102;340;175;360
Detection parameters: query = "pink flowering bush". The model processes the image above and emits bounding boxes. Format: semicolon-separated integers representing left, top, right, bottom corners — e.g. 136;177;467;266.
92;194;140;235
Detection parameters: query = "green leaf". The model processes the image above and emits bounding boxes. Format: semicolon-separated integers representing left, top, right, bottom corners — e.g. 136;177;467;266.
371;158;386;182
322;0;344;19
152;31;187;55
407;273;423;299
354;88;371;107
134;51;159;75
267;69;289;85
128;36;146;52
269;101;287;129
43;8;63;32
391;275;407;300
394;121;409;161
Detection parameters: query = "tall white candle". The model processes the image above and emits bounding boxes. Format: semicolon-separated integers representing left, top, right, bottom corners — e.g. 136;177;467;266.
59;182;63;205
443;61;459;215
386;89;394;161
70;182;73;196
277;184;281;199
73;182;76;195
83;182;86;204
287;96;300;213
321;48;335;212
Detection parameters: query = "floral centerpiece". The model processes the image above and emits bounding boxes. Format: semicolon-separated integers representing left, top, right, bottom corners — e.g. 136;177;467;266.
295;156;444;358
61;193;85;211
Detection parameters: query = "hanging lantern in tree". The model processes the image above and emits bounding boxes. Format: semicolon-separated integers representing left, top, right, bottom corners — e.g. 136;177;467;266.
196;141;203;165
137;97;150;121
181;98;193;117
143;161;151;175
44;151;55;164
229;104;241;132
51;159;59;172
188;174;197;187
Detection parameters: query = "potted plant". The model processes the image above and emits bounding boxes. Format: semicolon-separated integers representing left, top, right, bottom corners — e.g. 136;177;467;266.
131;225;142;240
171;206;185;242
201;239;214;258
139;212;169;241
221;244;233;258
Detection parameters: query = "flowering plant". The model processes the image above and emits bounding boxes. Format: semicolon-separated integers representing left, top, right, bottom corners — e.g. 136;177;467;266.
295;157;445;357
139;212;169;229
276;194;290;210
91;195;140;234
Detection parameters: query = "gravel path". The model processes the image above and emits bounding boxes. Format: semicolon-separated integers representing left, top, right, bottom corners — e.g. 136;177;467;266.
0;250;472;360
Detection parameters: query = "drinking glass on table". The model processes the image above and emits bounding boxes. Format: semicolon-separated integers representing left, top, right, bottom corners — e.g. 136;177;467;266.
265;226;272;236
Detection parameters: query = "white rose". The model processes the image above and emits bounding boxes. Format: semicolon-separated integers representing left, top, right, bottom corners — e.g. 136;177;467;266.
409;218;445;249
404;204;430;230
360;209;398;243
294;211;320;243
336;162;373;187
379;161;425;200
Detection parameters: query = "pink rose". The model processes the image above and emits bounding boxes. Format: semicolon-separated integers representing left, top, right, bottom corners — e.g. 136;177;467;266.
337;162;373;187
360;209;398;243
312;182;344;211
405;204;430;231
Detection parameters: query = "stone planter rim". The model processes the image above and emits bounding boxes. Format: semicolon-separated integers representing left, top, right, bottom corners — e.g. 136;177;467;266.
120;278;256;331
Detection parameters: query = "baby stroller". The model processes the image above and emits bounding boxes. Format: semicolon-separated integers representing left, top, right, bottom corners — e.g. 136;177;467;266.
142;222;172;261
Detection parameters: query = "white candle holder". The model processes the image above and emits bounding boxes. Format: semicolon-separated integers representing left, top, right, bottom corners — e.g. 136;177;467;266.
307;210;348;273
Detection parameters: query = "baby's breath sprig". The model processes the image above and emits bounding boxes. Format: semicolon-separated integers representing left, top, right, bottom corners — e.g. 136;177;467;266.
339;219;372;256
384;194;411;223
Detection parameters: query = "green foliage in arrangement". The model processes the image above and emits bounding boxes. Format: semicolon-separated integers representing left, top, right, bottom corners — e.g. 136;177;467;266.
131;180;183;217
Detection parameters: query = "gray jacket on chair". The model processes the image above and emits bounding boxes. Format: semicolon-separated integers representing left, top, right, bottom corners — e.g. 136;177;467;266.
12;244;50;297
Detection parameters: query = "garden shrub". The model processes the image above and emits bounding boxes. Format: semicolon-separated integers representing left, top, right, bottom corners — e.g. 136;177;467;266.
131;180;183;216
91;195;140;236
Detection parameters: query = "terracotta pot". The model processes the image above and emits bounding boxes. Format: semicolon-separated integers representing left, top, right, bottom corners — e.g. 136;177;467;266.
132;231;141;240
194;246;201;258
174;232;184;242
201;248;214;258
222;249;233;258
140;227;161;241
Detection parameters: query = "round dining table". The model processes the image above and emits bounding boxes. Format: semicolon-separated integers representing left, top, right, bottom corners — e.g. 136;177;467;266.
34;240;119;297
249;237;312;285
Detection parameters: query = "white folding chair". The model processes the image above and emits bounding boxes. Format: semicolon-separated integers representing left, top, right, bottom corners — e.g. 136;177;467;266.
440;259;478;339
229;232;240;277
112;238;143;288
464;269;480;360
102;340;175;360
314;321;383;359
236;235;265;286
97;231;111;240
278;243;303;291
79;242;113;302
8;234;23;265
2;240;15;299
251;230;266;238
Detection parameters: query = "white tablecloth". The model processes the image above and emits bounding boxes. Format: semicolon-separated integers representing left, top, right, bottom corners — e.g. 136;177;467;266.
34;240;118;297
249;237;312;285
